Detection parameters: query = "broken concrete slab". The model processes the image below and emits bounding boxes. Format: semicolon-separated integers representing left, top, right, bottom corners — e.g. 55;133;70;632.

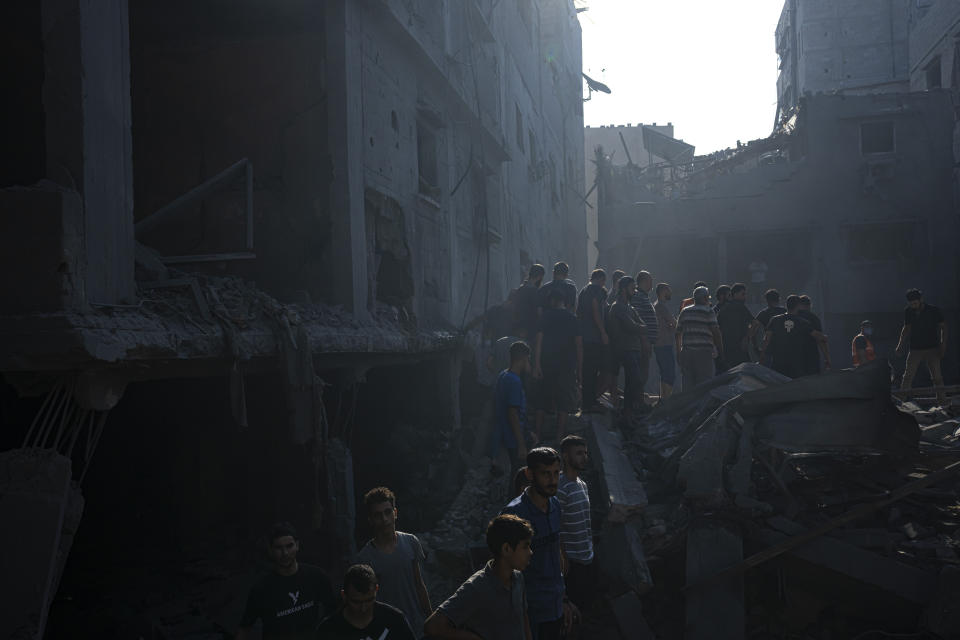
0;449;80;640
760;516;936;604
610;591;654;640
685;521;744;640
582;412;647;521
597;520;654;595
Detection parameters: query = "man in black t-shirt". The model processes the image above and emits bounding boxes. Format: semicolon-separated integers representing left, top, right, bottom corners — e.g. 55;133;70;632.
576;269;609;412
317;564;416;640
760;295;828;379
755;289;787;366
897;288;947;402
534;288;583;443
797;295;831;374
716;283;761;370
537;262;578;313
238;522;337;640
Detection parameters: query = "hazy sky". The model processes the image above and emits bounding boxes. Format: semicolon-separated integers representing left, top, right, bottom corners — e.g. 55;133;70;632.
579;0;785;154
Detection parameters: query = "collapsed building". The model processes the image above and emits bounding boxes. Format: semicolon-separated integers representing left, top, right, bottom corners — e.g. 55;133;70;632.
595;89;959;381
0;0;587;636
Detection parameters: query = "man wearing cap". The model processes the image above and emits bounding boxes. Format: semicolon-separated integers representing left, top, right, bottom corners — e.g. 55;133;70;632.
897;288;947;403
676;286;723;391
537;262;578;313
852;321;876;368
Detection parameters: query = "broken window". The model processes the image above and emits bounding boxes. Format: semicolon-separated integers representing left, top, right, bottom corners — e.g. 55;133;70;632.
925;56;942;89
417;121;441;200
860;121;895;155
843;221;926;263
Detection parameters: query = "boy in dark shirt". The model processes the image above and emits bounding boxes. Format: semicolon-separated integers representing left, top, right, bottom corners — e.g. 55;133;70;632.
716;283;760;370
424;515;534;640
797;295;830;373
237;523;337;640
316;564;415;640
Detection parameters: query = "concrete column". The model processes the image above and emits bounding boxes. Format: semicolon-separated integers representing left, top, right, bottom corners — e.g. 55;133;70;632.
325;0;369;321
42;0;135;305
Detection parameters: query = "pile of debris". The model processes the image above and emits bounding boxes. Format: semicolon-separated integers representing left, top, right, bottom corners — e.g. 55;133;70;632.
624;360;960;639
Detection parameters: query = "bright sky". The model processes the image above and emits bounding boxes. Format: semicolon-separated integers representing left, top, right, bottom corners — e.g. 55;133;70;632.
579;0;785;154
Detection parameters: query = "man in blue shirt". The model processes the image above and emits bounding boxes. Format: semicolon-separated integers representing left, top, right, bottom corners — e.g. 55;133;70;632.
501;447;579;640
494;341;533;481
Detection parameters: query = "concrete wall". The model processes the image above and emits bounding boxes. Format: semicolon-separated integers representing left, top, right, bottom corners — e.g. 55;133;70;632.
908;0;960;90
778;0;910;112
599;92;958;376
348;0;586;326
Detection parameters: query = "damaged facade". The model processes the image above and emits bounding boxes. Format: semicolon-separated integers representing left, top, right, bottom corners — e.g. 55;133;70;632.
596;91;958;380
0;0;586;636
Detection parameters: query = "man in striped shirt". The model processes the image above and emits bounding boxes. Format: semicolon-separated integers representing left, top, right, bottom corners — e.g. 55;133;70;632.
557;435;595;613
676;286;724;392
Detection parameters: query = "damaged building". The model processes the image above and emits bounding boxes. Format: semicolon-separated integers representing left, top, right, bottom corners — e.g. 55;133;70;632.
0;0;586;636
595;90;958;379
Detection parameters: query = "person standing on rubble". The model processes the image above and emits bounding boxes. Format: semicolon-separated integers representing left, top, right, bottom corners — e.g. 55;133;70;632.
557;435;596;615
676;286;723;391
798;295;830;373
424;514;534;640
513;264;545;340
897;288;947;403
755;289;786;366
653;283;678;401
606;269;626;306
534;288;583;444
355;487;432;636
494;341;535;482
501;447;579;640
317;564;416;639
236;522;337;640
537;262;578;313
852;320;877;367
608;277;650;421
761;295;828;379
629;271;658;412
717;283;761;370
576;269;609;413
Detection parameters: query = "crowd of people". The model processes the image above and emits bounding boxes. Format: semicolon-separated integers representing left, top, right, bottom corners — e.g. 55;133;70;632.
237;438;594;639
234;263;948;639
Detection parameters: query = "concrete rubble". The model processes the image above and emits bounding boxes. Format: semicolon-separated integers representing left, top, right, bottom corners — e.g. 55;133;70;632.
616;359;960;639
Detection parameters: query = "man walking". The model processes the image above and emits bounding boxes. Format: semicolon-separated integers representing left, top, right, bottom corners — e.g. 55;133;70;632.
897;289;947;403
317;564;416;639
537;262;578;312
494;341;534;480
534;289;583;443
797;295;831;373
653;283;678;401
761;295;828;379
557;435;595;614
576;269;609;412
717;283;761;370
676;286;723;392
852;320;876;367
608;277;650;421
237;523;337;640
513;264;545;340
501;448;579;640
355;488;432;635
424;514;534;640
